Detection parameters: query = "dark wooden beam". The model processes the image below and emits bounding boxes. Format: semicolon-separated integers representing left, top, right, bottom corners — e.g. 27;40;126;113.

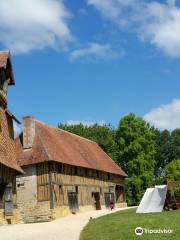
48;162;54;209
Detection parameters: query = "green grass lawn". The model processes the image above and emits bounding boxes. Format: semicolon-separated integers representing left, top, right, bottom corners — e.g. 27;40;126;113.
80;208;180;240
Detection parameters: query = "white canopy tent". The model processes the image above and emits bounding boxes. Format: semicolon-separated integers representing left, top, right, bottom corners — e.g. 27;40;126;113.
136;185;167;213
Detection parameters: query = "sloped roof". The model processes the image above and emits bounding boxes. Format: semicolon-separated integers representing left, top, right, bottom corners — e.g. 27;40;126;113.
15;118;127;176
0;51;15;85
0;123;23;172
0;150;23;173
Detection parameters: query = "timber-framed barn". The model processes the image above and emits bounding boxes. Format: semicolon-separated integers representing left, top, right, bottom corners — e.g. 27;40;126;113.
0;51;22;224
15;116;127;222
0;50;127;224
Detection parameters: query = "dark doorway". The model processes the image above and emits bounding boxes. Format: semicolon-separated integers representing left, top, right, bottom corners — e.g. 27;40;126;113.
0;183;6;209
104;193;115;208
68;192;78;213
104;193;111;208
0;183;13;217
93;192;101;210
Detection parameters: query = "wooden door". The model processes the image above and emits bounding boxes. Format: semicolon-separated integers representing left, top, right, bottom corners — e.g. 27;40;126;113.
68;192;78;213
94;192;101;210
104;193;111;208
4;183;13;216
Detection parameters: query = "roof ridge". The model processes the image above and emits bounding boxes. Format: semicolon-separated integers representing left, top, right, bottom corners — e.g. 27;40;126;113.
57;128;96;144
34;118;97;145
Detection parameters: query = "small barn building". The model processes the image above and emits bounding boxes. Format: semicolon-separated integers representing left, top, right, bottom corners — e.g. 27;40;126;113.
0;51;22;224
15;116;127;222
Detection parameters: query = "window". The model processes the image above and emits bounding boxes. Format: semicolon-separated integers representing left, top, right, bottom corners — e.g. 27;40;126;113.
6;113;14;139
108;173;111;180
56;163;62;173
85;168;88;177
77;167;84;176
74;166;78;175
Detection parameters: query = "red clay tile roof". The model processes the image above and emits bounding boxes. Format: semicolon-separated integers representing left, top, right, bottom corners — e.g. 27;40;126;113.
0;51;15;85
15;118;127;177
0;150;23;173
0;127;23;173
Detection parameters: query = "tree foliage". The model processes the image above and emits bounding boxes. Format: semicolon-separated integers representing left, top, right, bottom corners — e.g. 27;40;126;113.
154;129;172;177
154;128;180;180
165;160;180;199
165;159;180;181
171;129;180;160
116;113;156;205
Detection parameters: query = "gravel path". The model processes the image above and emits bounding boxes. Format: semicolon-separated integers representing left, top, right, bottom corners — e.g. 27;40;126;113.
0;207;134;240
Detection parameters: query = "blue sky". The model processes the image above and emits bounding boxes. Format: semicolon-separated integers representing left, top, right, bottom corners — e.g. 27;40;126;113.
1;0;180;131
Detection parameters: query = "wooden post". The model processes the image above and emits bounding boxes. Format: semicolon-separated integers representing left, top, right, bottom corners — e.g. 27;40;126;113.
48;162;54;209
123;184;126;202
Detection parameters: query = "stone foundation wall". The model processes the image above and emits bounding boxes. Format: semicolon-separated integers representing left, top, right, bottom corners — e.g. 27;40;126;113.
52;202;126;220
52;205;98;219
0;209;6;225
52;206;71;219
0;209;23;225
116;202;127;208
79;205;95;213
20;202;52;223
16;165;52;222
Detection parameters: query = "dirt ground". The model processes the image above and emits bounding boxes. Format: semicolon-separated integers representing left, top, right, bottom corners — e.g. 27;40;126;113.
0;207;133;240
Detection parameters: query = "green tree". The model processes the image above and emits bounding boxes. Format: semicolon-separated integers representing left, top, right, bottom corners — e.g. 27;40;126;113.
153;128;180;182
116;113;156;205
165;159;180;199
171;129;180;160
154;129;172;177
58;123;119;162
165;159;180;181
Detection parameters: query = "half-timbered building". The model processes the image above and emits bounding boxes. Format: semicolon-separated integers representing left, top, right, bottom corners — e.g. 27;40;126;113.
15;116;127;222
0;51;22;224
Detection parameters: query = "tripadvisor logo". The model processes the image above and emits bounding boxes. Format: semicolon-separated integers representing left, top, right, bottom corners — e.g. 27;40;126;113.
135;227;174;236
135;227;144;236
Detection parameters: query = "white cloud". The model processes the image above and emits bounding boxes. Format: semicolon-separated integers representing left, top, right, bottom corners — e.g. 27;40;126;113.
0;0;72;54
140;1;180;57
144;99;180;130
65;119;106;126
88;0;123;20
13;122;22;138
70;42;118;61
87;0;180;57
